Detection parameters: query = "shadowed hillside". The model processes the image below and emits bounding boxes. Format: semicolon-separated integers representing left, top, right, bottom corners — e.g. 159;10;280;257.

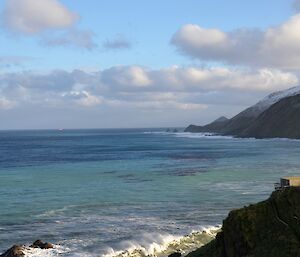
187;187;300;257
185;87;300;139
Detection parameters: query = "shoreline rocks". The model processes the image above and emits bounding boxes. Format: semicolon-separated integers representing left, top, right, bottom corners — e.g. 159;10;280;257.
0;240;54;257
30;240;53;249
0;245;25;257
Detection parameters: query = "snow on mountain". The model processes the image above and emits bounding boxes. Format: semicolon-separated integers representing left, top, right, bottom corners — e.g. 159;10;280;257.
255;86;300;110
237;86;300;118
185;85;300;135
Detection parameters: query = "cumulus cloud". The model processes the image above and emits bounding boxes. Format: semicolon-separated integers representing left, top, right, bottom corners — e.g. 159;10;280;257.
2;0;97;49
171;14;300;69
0;66;297;113
3;0;79;34
149;66;298;92
62;90;102;107
171;25;230;59
0;65;298;128
102;66;152;88
103;35;132;50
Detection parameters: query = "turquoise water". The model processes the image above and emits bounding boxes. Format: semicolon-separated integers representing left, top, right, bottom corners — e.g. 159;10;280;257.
1;129;300;256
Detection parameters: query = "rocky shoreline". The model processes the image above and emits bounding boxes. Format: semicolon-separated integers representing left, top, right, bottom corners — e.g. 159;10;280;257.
0;240;53;257
3;188;299;257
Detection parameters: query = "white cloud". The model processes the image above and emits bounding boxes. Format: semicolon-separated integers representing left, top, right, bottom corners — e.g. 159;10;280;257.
150;66;298;92
2;0;97;49
171;25;230;59
0;65;297;113
0;97;16;109
102;66;152;88
0;65;298;128
102;98;207;111
62;90;102;107
3;0;79;34
135;100;207;110
261;14;300;68
171;14;300;69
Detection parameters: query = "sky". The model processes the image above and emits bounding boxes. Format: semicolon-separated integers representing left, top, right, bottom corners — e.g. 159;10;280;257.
0;0;300;129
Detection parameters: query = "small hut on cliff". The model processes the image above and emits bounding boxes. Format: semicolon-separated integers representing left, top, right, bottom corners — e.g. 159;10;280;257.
275;176;300;190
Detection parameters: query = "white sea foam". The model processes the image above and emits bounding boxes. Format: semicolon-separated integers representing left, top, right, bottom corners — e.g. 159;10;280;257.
17;226;220;257
145;131;300;142
144;131;234;140
23;244;69;257
173;132;233;140
143;131;171;135
35;205;77;218
103;225;221;257
259;137;300;142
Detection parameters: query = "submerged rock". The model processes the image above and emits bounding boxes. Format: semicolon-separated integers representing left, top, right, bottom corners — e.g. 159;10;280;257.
0;245;25;257
187;187;300;257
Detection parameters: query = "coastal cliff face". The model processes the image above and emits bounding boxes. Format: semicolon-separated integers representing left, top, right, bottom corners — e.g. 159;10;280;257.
187;187;300;257
185;86;300;139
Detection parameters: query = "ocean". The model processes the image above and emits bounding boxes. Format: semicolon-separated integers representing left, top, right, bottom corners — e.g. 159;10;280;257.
1;129;300;257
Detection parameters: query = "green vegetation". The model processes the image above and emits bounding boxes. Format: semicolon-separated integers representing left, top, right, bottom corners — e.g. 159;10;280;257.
187;187;300;257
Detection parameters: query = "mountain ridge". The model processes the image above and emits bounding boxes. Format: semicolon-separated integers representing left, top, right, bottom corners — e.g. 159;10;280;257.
185;86;300;139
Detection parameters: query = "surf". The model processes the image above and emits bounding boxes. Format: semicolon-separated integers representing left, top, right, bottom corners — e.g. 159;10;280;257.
103;226;221;257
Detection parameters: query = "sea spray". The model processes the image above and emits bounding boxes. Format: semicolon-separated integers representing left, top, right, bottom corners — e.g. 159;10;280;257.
103;226;221;257
22;244;69;257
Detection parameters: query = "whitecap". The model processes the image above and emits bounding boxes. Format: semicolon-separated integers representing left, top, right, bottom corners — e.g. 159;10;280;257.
103;225;221;257
173;132;233;140
23;244;69;257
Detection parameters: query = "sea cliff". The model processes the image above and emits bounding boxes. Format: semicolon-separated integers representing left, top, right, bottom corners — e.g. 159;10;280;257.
187;187;300;257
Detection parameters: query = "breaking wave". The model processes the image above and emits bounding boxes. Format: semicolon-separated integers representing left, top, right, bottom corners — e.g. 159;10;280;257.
103;226;221;257
23;244;69;257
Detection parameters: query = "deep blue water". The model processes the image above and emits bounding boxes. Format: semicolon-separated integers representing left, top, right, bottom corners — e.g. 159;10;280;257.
1;129;300;256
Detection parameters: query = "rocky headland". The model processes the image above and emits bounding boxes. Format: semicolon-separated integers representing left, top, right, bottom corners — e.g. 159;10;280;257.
185;86;300;139
186;187;300;257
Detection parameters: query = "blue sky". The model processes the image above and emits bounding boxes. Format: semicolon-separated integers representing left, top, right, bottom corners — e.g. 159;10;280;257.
0;0;294;70
0;0;300;129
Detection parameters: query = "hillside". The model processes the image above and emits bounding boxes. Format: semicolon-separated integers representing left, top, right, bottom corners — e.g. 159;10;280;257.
185;86;300;139
187;187;300;257
239;94;300;139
